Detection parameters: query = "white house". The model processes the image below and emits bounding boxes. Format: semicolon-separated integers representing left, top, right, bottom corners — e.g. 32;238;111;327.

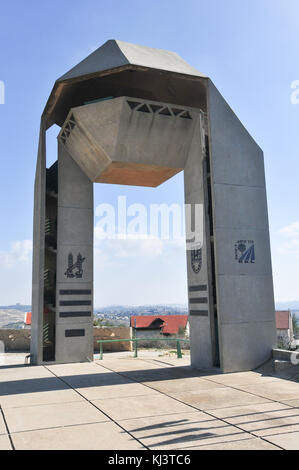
276;310;294;347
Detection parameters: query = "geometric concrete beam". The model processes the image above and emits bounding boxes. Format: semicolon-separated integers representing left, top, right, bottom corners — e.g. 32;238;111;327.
58;97;198;187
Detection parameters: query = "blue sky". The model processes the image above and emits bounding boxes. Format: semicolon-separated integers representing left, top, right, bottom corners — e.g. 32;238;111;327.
0;0;298;306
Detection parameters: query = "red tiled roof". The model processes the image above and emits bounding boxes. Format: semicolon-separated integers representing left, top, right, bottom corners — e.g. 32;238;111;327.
130;315;161;329
162;315;188;334
24;312;32;326
130;315;188;335
276;311;291;330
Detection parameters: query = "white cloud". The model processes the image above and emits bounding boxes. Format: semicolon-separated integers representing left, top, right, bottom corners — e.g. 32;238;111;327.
279;221;299;237
0;232;187;304
0;240;33;269
93;228;187;307
0;240;33;304
277;221;299;257
94;225;185;268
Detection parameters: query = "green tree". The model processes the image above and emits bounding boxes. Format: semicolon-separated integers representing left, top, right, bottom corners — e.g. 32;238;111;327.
178;326;186;337
93;318;102;327
292;314;299;335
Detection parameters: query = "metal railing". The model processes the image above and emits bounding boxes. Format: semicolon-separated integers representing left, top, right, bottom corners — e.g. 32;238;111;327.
96;337;189;360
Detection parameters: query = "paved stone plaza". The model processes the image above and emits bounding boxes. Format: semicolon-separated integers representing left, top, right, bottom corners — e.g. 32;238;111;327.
1;353;299;450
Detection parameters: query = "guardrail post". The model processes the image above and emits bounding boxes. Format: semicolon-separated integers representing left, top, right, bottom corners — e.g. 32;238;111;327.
177;340;182;359
95;337;189;360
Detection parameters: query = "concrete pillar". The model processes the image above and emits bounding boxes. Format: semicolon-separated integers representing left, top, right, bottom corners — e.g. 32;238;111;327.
207;81;276;372
30;124;46;365
55;143;94;363
184;112;217;369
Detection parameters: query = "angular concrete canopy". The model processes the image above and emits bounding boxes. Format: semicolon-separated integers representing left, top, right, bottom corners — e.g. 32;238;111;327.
58;40;207;82
43;40;208;129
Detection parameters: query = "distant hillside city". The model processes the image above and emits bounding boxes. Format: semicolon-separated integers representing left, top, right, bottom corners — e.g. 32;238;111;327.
0;304;188;329
0;302;299;329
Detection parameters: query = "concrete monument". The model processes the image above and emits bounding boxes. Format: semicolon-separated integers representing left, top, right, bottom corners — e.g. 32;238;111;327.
31;40;276;372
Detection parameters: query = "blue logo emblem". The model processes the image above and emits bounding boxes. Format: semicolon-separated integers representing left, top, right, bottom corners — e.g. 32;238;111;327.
234;240;255;264
191;248;202;273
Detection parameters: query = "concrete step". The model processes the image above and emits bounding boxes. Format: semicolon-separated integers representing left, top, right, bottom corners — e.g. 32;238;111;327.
274;359;293;372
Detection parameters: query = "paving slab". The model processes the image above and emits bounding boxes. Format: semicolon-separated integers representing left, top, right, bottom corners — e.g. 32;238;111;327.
182;437;280;450
0;434;12;450
0;387;83;409
0;373;84;410
203;371;283;387
77;381;160;400
0;413;7;435
57;371;133;389
265;431;299;450
98;360;203;382
208;402;292;420
144;358;191;368
92;393;194;421
4;400;109;433
11;421;144;450
281;399;299;407
97;359;163;373
236;380;299;401
0;365;54;383
168;387;271;410
115;368;191;383
149;356;191;365
207;402;299;436
47;362;111;377
118;411;250;450
2;357;299;449
142;377;224;394
0;375;70;395
98;357;158;366
126;367;220;383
